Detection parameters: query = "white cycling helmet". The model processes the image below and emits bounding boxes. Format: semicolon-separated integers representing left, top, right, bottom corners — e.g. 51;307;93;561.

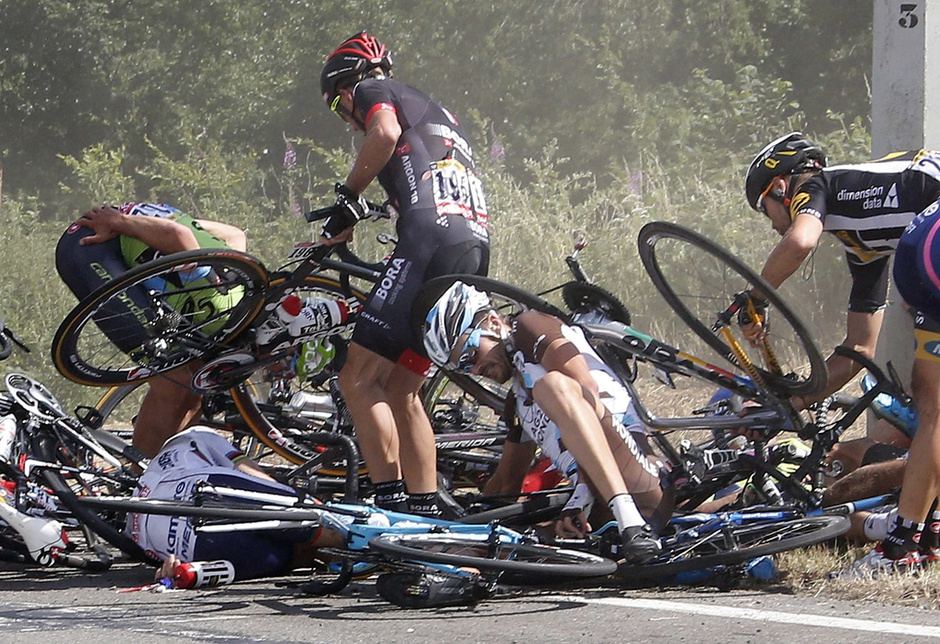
423;281;492;366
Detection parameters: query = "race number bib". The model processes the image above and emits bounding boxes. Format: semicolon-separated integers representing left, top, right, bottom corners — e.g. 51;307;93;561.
429;158;488;224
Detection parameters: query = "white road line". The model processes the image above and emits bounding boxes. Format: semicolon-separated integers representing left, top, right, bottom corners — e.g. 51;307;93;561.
548;595;940;639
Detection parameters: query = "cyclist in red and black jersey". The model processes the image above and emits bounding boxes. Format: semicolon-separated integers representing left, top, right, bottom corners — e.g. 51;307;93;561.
317;33;489;516
744;133;940;569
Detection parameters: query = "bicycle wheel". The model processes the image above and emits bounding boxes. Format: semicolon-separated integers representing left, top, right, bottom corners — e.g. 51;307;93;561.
622;514;848;581
228;274;368;466
52;249;268;386
369;532;617;578
638;222;826;397
31;431;158;565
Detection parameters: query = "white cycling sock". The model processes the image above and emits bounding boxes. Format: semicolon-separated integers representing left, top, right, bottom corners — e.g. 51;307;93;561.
608;493;644;531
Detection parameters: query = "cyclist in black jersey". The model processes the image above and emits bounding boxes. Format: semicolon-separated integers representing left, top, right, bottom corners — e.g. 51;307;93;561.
744;133;940;569
55;203;246;457
315;32;489;516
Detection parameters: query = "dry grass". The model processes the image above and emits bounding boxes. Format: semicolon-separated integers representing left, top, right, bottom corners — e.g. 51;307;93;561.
777;546;940;609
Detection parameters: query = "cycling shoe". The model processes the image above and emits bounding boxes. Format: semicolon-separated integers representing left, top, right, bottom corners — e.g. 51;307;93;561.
376;572;492;609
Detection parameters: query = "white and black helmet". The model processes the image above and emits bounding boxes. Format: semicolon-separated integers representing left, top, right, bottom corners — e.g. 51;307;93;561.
423;281;491;366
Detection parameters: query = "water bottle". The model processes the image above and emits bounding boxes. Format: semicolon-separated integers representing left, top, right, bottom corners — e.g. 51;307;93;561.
0;414;16;463
288;298;350;339
171;560;236;589
255;295;303;345
745;555;778;581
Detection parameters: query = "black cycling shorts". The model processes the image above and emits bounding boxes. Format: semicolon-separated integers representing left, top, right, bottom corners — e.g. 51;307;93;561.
190;473;314;580
352;211;489;375
55;223;155;354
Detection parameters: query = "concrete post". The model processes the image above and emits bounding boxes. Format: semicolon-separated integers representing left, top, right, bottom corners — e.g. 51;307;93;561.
871;0;940;392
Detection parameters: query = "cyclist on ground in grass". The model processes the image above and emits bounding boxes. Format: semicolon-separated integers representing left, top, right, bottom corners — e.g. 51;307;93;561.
132;425;488;608
303;32;490;517
55;202;247;457
423;282;673;564
743;132;940;569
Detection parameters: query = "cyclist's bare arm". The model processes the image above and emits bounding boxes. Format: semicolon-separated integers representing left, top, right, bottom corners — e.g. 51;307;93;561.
78;205;198;253
759;213;824;289
793;309;884;408
483;440;537;496
233;457;276;482
195;219;247;252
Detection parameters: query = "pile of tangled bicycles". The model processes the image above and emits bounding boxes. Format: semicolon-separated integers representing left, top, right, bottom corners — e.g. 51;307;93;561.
0;220;912;607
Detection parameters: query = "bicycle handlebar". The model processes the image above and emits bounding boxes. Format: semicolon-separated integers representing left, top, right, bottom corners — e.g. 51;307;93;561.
304;200;389;224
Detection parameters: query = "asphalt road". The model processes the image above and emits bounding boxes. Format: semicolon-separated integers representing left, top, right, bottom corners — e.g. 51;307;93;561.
2;561;939;643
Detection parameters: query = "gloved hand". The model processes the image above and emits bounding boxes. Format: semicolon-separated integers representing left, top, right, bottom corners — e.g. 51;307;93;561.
736;291;769;343
321;183;368;239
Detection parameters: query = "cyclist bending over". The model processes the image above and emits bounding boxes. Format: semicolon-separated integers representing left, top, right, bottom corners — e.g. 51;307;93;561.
743;133;940;569
423;282;673;564
55;202;246;457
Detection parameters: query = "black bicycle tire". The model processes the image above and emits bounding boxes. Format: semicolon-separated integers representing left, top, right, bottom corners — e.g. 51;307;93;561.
637;221;827;397
412;274;570;343
0;332;11;361
368;532;618;578
32;435;159;565
457;490;570;525
228;274;368;466
622;514;848;581
78;496;333;522
52;248;269;386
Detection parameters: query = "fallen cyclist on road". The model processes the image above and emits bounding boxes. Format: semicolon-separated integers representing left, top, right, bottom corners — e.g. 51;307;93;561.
128;425;489;608
423;281;675;565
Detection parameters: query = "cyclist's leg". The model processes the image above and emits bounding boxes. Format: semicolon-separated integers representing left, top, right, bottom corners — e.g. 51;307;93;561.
880;203;940;558
133;365;203;457
338;345;401;484
340;218;487;508
188;472;316;580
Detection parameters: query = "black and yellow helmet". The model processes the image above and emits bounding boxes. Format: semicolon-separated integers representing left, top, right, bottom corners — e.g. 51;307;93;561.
745;132;827;211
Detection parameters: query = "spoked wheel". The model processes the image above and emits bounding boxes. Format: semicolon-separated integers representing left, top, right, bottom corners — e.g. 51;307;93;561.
621;514;848;581
52;249;268;386
228;274;368;467
637;222;826;397
369;532;618;579
31;431;157;565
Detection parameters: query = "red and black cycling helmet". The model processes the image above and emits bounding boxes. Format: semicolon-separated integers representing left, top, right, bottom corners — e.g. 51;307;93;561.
745;132;827;211
320;32;393;111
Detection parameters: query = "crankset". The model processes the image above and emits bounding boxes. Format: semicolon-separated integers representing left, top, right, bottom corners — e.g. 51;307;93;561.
191;351;262;393
4;373;65;422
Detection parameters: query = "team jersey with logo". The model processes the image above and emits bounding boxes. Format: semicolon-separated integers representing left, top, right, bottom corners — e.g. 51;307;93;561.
127;427;295;561
790;151;940;311
505;311;644;446
352;78;487;237
118;202;228;266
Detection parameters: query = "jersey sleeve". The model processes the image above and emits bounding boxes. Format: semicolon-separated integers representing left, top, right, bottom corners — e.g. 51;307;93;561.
185;427;244;465
513;311;571;364
846;254;890;313
353;79;398;129
789;175;828;221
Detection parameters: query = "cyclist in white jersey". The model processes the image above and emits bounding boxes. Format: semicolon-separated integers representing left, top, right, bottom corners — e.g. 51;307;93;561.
423;282;673;564
128;426;333;579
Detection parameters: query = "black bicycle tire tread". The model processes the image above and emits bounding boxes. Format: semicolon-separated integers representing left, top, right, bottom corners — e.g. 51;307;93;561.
637;221;827;397
368;533;618;578
52;248;269;386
